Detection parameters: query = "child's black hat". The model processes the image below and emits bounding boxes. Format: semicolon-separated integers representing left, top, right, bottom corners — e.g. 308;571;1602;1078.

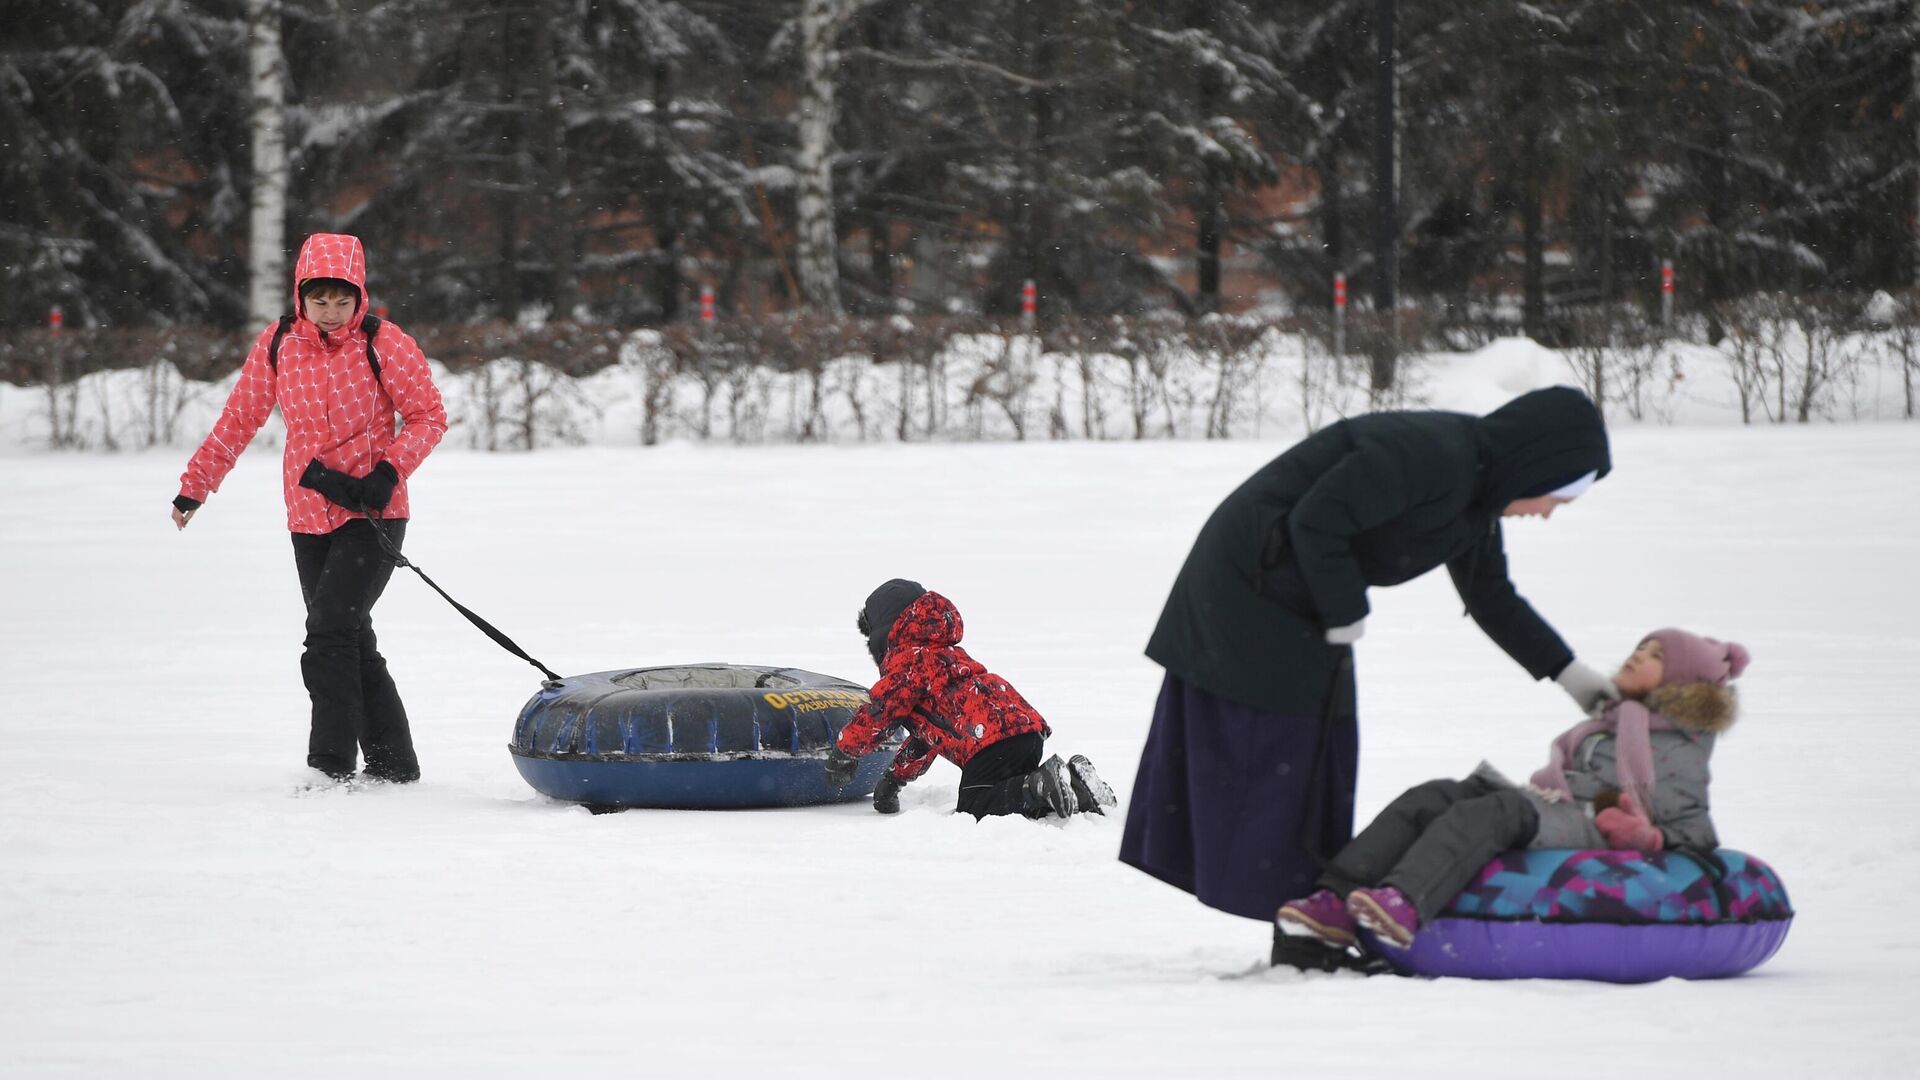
858;578;926;665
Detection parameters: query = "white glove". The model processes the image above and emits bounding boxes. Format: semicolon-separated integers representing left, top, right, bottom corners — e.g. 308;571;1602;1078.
1324;619;1366;646
1554;659;1621;714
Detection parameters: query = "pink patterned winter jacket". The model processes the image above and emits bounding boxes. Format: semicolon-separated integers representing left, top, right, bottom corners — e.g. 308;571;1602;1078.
179;233;447;533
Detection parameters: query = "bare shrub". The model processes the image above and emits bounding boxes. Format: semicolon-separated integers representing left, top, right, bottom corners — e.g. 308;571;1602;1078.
458;356;595;450
1292;325;1370;433
1890;293;1920;420
44;346;79;448
1563;306;1624;408
1788;294;1862;423
868;314;966;441
1713;293;1867;424
621;330;677;446
1716;296;1784;423
1193;317;1271;439
1117;325;1174;439
961;321;1041;441
1040;316;1123;440
1564;307;1678;421
1339;310;1437;408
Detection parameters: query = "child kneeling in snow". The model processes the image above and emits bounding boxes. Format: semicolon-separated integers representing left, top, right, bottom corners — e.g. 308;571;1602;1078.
824;578;1117;820
1275;627;1748;964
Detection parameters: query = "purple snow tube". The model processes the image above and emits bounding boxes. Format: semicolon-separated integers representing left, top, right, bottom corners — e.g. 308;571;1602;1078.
1367;848;1793;983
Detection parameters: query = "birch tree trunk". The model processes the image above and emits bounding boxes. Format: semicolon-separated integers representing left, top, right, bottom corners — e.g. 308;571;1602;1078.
795;0;844;316
246;0;288;325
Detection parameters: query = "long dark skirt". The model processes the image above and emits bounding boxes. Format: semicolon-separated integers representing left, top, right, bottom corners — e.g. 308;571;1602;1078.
1118;672;1357;922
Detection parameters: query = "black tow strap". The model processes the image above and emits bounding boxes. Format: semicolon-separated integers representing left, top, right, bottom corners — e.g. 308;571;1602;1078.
358;509;563;685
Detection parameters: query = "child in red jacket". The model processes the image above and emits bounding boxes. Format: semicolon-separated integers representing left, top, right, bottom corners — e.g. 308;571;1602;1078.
824;579;1116;820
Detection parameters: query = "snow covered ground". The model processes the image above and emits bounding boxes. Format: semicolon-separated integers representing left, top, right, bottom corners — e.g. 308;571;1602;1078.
4;362;1919;1075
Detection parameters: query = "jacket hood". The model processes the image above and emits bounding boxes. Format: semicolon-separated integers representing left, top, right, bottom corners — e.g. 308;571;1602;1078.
1475;386;1612;509
292;233;370;332
1645;682;1739;735
878;591;964;661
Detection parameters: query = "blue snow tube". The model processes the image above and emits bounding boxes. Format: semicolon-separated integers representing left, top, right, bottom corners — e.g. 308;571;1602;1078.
509;664;897;809
1367;848;1794;983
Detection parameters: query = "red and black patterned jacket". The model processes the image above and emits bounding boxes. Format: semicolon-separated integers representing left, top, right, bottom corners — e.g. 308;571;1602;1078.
835;591;1050;783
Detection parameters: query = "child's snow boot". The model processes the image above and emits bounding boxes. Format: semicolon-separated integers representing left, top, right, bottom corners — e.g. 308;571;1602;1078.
1347;886;1420;950
1066;754;1117;814
1276;889;1357;948
1021;756;1077;818
870;772;903;814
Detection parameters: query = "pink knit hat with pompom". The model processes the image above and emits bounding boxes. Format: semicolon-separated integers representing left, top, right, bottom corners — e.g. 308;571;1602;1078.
1644;628;1751;687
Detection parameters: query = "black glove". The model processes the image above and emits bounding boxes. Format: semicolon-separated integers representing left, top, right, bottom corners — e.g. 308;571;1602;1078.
172;494;202;513
299;459;399;513
299;459;364;511
823;747;861;789
871;773;903;814
358;461;400;512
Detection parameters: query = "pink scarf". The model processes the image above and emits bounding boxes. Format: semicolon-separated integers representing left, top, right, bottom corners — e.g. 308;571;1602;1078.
1528;700;1670;810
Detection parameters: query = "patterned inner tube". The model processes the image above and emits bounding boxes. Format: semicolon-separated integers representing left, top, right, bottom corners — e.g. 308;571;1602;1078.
1371;848;1794;983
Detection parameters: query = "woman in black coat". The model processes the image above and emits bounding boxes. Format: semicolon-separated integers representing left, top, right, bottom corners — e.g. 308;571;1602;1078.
1117;386;1618;964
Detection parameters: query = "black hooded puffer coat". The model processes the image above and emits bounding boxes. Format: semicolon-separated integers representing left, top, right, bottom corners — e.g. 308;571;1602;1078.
1145;386;1611;717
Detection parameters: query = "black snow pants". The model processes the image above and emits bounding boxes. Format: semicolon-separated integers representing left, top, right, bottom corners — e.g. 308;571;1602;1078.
291;519;417;781
1315;775;1539;923
954;732;1046;820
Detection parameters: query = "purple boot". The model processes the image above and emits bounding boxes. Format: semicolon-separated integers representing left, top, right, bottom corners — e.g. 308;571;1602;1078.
1347;886;1420;950
1276;889;1357;948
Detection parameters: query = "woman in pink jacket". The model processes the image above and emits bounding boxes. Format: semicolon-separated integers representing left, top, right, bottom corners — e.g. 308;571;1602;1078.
171;233;448;784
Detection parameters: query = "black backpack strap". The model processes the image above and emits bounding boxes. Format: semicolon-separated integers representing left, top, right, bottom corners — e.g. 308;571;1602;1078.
269;312;385;385
267;315;295;373
361;313;384;380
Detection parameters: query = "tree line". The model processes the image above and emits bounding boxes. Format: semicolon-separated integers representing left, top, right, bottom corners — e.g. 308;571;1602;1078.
4;0;1915;340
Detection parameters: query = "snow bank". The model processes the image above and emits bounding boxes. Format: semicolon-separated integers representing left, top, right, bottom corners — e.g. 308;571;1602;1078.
3;326;1910;456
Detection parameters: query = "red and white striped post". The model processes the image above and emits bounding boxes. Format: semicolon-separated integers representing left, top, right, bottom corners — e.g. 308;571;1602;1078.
1020;279;1037;326
699;284;715;326
1332;272;1348;357
1660;259;1674;327
48;306;64;334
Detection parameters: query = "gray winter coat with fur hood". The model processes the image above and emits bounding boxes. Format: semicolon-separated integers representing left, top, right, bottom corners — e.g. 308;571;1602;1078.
1494;680;1737;850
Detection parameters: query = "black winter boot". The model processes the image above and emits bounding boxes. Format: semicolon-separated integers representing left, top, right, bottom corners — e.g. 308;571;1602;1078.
1020;757;1076;818
1271;928;1353;972
871;773;903;814
1066;754;1116;814
1270;926;1396;976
